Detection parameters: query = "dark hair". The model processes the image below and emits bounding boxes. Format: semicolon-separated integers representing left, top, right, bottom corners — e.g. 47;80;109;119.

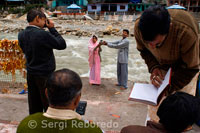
157;92;200;132
27;9;46;23
139;5;170;41
92;35;98;40
123;29;129;35
46;68;82;106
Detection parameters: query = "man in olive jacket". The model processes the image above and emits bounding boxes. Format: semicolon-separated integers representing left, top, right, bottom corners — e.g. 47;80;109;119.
17;69;102;133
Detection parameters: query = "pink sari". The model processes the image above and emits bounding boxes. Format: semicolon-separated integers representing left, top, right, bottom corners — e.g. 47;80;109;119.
88;38;101;85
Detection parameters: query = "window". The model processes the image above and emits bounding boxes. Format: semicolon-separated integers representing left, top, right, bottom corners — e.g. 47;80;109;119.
92;5;97;9
102;4;109;11
120;5;125;9
110;4;117;11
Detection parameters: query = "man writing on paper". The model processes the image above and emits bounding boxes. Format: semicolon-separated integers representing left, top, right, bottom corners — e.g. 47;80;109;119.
134;5;199;121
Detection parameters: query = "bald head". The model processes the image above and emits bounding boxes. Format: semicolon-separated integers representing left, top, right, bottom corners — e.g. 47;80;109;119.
46;68;82;107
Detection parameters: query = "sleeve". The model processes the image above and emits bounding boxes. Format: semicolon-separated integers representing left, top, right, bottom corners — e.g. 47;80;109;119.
18;32;24;52
43;27;67;50
107;39;129;49
134;22;160;73
170;29;199;91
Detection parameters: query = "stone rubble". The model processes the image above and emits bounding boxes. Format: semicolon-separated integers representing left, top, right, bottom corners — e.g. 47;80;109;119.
0;13;135;38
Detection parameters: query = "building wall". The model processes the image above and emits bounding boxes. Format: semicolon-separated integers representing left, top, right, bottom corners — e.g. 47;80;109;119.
88;3;129;12
77;0;88;6
88;13;140;22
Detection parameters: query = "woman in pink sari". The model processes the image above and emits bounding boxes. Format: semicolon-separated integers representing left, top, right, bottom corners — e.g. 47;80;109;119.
88;35;102;85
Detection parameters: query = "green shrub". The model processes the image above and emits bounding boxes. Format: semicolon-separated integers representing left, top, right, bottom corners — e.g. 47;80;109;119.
8;7;24;14
23;4;47;13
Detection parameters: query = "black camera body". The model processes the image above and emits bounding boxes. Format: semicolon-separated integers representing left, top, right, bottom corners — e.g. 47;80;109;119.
44;19;50;28
76;101;87;115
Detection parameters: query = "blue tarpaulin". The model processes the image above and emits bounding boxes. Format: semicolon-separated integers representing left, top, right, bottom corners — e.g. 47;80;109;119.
130;0;141;3
67;4;81;9
167;3;186;10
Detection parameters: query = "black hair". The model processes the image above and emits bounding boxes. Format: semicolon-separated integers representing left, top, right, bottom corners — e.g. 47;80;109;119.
123;29;129;35
139;5;170;41
27;9;46;23
46;68;82;106
123;29;129;34
157;92;200;132
92;35;98;40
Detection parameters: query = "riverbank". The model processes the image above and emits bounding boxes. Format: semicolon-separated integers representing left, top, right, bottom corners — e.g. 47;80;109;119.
0;17;135;38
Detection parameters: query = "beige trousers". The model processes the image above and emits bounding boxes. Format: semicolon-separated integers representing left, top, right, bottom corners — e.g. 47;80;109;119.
147;72;199;122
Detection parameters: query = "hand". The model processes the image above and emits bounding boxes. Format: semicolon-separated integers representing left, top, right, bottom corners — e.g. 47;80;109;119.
98;42;102;46
150;68;164;88
102;41;107;45
46;19;54;29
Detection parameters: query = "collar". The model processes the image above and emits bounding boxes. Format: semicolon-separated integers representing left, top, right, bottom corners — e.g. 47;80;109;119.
27;25;41;29
122;37;127;40
43;107;82;120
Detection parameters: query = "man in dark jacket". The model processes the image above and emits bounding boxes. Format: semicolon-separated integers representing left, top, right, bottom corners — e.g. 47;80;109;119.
18;9;66;114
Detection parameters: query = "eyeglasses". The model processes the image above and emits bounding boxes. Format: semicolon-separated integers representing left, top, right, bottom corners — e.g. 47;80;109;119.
145;35;167;48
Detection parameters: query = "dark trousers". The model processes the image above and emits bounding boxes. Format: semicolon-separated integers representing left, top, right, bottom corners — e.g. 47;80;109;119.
117;62;128;88
27;73;49;114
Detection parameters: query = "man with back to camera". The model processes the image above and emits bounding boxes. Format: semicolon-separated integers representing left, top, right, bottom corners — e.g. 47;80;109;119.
17;68;103;133
134;5;199;121
18;9;66;114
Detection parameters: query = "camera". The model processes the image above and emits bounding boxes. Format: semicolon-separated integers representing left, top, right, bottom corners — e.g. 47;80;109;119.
44;19;50;28
76;101;87;115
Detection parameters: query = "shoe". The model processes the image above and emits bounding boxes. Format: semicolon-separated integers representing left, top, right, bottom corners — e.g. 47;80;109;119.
120;87;128;90
19;89;28;94
115;84;121;86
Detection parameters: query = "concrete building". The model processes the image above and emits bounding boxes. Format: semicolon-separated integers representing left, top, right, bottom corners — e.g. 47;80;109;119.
87;3;129;12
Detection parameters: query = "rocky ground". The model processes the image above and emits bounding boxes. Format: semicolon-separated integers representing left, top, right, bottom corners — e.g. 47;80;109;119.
0;14;135;38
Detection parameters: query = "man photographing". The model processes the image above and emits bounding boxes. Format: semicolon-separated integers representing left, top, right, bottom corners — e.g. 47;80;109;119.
18;9;67;114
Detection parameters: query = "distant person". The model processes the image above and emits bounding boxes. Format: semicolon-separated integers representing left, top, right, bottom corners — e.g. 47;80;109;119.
18;9;66;114
134;5;199;121
121;92;200;133
88;35;102;85
19;84;28;94
102;29;129;90
17;68;103;133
